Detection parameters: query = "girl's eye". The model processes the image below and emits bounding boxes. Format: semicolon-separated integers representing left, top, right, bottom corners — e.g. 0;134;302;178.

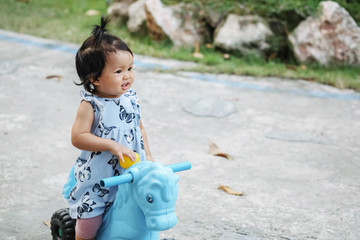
128;67;133;71
116;69;122;74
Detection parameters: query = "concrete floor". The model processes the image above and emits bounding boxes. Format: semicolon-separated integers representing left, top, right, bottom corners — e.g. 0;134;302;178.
0;29;360;240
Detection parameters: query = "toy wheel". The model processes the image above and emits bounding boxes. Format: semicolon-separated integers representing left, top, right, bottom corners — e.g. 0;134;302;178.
50;208;76;240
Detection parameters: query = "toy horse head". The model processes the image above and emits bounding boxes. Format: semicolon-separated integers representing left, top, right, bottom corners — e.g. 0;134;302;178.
100;161;191;233
130;162;179;230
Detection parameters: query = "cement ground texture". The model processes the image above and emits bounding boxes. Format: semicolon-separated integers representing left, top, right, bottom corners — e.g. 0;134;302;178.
0;29;359;240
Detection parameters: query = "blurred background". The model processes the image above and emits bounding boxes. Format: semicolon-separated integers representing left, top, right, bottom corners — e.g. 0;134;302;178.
1;0;360;92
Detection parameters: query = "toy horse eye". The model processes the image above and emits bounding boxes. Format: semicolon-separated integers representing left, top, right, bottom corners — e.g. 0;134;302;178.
146;194;154;204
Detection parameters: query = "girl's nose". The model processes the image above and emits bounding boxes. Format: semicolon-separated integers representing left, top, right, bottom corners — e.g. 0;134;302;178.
123;72;130;79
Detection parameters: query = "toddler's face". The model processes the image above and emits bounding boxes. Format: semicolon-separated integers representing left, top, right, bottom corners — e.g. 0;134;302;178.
94;50;134;98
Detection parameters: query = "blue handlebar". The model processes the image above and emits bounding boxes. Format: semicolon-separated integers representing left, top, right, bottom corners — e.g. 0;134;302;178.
100;161;191;188
100;173;133;187
167;161;192;172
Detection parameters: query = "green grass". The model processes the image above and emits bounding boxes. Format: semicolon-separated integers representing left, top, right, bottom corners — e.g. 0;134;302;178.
0;0;108;43
1;0;360;92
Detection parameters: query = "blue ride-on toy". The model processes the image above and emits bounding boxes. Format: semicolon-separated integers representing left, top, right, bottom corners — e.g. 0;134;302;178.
50;161;191;240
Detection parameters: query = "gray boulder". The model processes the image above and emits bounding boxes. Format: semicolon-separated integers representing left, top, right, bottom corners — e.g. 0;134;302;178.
144;0;209;47
214;14;273;57
127;0;147;33
107;0;136;18
289;1;360;65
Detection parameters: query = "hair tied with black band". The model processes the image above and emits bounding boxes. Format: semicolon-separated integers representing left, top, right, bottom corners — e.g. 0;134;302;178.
91;15;111;46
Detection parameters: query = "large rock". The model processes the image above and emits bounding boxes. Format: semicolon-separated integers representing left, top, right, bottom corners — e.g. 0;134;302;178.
202;6;224;29
214;14;273;56
144;0;209;47
289;1;360;65
127;0;147;33
107;0;136;18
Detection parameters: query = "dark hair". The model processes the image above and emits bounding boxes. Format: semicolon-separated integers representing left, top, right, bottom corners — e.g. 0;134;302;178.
75;16;133;93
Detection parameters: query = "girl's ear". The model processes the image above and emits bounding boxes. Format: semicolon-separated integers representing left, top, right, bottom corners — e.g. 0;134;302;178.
90;74;100;86
92;79;100;86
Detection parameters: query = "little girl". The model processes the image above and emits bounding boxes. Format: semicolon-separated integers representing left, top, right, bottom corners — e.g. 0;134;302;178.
67;16;153;240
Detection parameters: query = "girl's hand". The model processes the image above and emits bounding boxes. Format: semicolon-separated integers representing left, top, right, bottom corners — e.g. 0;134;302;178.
109;142;137;163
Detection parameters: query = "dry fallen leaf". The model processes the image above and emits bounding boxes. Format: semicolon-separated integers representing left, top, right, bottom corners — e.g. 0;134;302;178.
209;141;232;160
46;75;63;82
43;220;51;226
16;0;29;3
218;185;243;196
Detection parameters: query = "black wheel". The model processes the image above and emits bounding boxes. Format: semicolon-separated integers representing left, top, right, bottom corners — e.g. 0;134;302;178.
50;208;76;240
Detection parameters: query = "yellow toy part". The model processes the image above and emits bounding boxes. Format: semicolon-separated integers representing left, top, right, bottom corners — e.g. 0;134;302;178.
120;152;140;169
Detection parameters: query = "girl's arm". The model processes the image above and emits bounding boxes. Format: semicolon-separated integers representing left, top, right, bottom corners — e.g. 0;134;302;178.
71;101;136;162
139;119;154;161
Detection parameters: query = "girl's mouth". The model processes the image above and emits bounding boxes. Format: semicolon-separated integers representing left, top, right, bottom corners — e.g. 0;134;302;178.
121;82;130;90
